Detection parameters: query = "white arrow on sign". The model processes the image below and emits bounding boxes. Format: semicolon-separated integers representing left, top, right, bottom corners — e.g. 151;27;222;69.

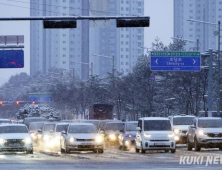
193;59;196;65
155;59;158;64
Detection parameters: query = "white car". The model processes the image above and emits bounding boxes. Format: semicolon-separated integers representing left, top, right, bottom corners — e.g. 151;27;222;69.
135;117;176;153
169;114;195;144
60;123;104;153
187;117;222;151
0;124;33;154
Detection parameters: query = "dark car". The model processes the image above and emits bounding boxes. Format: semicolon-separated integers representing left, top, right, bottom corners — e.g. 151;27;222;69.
118;121;138;150
29;121;48;143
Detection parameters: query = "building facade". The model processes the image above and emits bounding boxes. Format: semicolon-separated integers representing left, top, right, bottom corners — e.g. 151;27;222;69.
174;0;222;52
30;0;144;79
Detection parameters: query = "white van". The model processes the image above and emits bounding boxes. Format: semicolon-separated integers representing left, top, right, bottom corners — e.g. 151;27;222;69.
135;117;176;153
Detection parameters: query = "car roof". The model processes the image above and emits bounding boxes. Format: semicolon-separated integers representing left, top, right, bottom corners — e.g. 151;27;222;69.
125;121;137;124
0;119;11;121
24;117;46;120
29;121;48;125
106;122;125;124
0;124;26;127
172;115;196;118
197;117;222;120
140;117;170;121
56;123;69;125
69;123;95;126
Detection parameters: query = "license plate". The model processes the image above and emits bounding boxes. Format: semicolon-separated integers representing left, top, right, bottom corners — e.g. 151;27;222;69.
154;143;165;146
9;144;20;147
81;143;92;145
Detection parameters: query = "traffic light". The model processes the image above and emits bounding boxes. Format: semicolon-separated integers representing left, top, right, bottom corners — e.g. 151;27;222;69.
16;101;20;105
43;20;77;29
0;101;3;106
116;19;150;27
32;101;35;104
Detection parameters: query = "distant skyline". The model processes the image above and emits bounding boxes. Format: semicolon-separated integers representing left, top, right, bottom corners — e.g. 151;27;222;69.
0;0;173;85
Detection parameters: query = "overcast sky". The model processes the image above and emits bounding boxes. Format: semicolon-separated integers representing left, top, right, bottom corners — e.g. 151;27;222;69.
0;0;173;85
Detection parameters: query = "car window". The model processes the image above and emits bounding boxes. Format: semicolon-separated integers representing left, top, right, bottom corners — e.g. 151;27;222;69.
44;124;55;132
173;117;194;125
29;122;44;131
144;120;172;131
125;123;137;131
0;126;28;133
198;119;222;128
105;123;124;131
68;125;97;133
56;125;68;132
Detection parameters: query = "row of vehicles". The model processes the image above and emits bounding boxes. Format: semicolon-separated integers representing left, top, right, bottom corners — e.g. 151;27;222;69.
0;115;222;154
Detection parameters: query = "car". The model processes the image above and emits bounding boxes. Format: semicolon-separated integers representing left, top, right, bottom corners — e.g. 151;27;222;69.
135;117;176;154
29;121;48;143
0;124;33;154
98;120;121;131
103;122;125;145
47;123;69;151
60;123;104;153
23;117;47;130
169;114;195;144
187;117;222;151
118;121;138;150
0;119;12;124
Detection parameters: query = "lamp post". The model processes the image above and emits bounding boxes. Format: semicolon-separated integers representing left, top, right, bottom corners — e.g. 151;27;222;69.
187;19;221;115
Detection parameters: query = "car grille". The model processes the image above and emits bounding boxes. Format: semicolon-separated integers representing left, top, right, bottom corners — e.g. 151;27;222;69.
150;140;169;142
76;139;94;142
207;133;222;137
4;139;25;147
150;145;170;148
78;145;94;149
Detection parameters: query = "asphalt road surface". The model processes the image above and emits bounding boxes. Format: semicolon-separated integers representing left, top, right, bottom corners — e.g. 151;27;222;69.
0;147;222;170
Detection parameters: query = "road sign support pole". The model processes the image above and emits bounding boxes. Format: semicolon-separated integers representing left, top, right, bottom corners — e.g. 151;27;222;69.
208;49;213;117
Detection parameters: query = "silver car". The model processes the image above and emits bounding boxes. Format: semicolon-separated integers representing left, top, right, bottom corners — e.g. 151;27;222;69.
0;124;33;154
60;123;104;153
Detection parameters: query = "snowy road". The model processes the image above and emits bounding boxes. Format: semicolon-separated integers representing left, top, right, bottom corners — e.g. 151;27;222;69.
0;147;222;170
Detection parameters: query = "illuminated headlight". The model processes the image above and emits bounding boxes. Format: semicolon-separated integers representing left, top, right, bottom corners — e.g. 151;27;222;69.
125;134;132;138
55;136;60;143
125;141;130;146
143;133;151;138
0;138;6;145
168;133;175;138
95;135;104;144
174;136;180;141
23;138;32;144
174;129;180;134
198;130;207;136
37;134;42;139
43;135;50;141
109;134;116;141
69;137;75;143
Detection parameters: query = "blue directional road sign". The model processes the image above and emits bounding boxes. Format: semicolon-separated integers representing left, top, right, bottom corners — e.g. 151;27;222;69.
29;93;53;102
150;51;201;71
0;50;24;68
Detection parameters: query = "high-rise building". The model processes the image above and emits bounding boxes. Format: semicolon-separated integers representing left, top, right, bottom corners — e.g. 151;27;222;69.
30;0;89;80
30;0;144;79
90;0;145;76
174;0;222;52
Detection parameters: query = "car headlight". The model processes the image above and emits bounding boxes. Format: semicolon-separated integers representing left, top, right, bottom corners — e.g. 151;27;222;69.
23;138;32;144
174;129;180;134
125;134;132;138
43;135;50;141
95;135;104;144
174;136;180;141
55;136;60;143
0;138;6;145
198;130;207;136
109;134;116;141
69;137;75;143
143;133;151;138
168;133;175;138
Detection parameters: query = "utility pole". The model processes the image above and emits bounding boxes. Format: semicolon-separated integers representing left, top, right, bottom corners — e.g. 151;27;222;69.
91;62;93;76
217;21;221;115
208;49;213;117
196;38;199;51
112;55;115;76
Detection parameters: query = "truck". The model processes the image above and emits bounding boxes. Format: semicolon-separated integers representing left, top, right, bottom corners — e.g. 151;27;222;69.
89;104;113;120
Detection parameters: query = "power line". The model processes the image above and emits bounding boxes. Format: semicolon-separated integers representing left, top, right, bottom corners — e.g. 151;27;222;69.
0;2;70;16
6;0;139;17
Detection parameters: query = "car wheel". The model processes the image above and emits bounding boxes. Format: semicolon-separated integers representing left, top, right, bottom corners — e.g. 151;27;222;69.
187;139;193;151
141;142;146;154
194;138;201;152
98;149;104;154
165;150;169;153
26;150;33;154
65;142;70;154
219;147;222;151
119;145;122;150
171;149;176;153
135;148;139;153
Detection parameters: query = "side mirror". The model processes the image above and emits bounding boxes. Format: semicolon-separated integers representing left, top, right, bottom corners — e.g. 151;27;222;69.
191;125;196;129
61;130;67;135
37;129;42;133
136;127;141;131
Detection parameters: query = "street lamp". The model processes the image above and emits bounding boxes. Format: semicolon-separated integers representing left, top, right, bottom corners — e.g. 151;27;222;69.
171;37;199;51
187;19;221;115
164;98;175;117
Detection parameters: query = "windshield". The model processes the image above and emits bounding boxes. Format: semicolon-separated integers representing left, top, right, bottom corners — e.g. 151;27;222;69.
29;122;44;131
144;120;172;131
173;117;194;125
0;126;28;133
198;119;222;128
105;123;124;131
44;124;55;132
68;125;97;133
125;123;137;131
56;125;68;132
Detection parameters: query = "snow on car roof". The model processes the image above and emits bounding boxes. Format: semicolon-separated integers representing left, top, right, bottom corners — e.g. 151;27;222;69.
69;123;95;126
125;121;137;124
140;117;170;121
0;124;26;127
173;115;195;118
197;117;222;120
